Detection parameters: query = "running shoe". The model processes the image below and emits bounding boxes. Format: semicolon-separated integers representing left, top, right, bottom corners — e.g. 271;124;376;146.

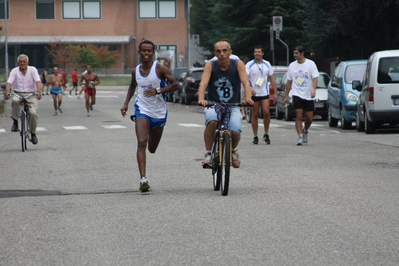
77;95;81;99
202;152;212;168
232;150;241;168
53;111;57;116
303;129;308;143
139;180;150;192
297;137;303;146
263;134;271;144
252;136;259;144
58;107;63;113
87;113;90;117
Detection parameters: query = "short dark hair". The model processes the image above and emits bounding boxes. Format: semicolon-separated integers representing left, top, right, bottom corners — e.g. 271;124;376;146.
139;40;155;51
254;45;263;52
294;45;305;54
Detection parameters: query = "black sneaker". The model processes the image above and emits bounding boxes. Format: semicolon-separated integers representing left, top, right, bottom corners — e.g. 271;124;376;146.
11;123;19;132
263;134;271;144
139;180;150;192
252;136;259;144
31;134;38;145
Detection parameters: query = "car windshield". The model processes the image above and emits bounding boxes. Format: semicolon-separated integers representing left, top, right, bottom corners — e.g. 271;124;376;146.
173;68;189;79
317;74;330;88
345;64;367;83
191;71;203;80
274;73;285;84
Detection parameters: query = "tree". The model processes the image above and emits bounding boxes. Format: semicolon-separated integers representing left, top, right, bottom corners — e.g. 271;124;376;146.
91;45;119;75
45;40;73;68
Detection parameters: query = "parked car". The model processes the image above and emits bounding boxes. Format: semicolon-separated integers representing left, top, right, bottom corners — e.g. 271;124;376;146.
168;67;189;102
327;60;367;129
275;72;331;121
353;50;399;133
245;66;288;123
178;67;204;105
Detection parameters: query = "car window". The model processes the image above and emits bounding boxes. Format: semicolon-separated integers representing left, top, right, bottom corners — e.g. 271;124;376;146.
191;71;203;80
317;74;330;88
274;73;285;84
173;68;189;79
345;64;367;83
377;57;399;83
332;65;342;85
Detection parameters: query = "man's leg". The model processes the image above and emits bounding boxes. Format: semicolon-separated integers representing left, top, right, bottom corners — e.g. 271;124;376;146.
85;92;90;114
135;118;151;177
251;101;259;144
26;96;38;134
57;94;63;113
51;94;58;114
148;127;164;153
260;99;271;144
295;108;304;134
11;95;20;131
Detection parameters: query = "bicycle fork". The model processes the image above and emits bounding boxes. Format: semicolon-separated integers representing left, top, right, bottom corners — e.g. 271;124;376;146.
218;130;232;166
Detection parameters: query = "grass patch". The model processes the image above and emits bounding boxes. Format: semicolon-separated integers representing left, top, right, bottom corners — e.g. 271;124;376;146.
97;75;131;86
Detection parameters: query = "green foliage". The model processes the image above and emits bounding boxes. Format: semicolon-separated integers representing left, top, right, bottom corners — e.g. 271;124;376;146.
190;0;399;62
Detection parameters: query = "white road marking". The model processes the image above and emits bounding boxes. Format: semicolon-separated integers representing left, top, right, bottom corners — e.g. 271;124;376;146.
63;126;88;130
178;123;204;127
36;127;47;131
101;125;126;129
0;129;5;133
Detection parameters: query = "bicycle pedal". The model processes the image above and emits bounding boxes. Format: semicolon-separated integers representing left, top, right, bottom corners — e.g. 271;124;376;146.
202;164;213;169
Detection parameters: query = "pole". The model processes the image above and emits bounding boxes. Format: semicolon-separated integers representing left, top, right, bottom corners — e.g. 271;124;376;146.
278;39;289;66
4;0;8;74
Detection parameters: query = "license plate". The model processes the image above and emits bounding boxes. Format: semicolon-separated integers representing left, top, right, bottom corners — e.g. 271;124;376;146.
315;103;324;108
394;98;399;105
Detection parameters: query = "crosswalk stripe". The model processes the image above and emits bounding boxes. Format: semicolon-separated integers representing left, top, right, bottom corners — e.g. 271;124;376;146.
101;125;127;129
63;126;88;130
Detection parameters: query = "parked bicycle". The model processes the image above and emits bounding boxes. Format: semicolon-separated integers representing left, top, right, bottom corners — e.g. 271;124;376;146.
202;102;252;196
11;92;35;152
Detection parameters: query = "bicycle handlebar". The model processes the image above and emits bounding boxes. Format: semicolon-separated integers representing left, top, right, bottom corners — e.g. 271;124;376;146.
199;102;253;108
10;92;36;100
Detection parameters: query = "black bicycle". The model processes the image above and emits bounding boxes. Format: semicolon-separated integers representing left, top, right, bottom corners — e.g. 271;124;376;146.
203;102;251;196
11;93;35;152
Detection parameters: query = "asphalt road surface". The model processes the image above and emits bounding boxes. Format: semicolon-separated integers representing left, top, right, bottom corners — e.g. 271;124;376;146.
1;88;399;265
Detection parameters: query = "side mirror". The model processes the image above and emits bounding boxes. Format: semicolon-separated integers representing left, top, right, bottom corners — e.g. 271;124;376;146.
330;82;340;88
352;80;362;91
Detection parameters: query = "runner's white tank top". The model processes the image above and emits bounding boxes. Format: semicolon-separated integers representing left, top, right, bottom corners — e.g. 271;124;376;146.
135;62;166;119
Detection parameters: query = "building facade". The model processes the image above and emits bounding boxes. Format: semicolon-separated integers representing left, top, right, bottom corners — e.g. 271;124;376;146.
0;0;189;73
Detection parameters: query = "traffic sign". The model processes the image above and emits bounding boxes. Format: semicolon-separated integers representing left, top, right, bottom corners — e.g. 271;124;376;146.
273;16;283;31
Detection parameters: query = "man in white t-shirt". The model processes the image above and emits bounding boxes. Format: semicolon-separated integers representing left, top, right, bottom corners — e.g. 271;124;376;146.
284;45;319;145
245;45;277;145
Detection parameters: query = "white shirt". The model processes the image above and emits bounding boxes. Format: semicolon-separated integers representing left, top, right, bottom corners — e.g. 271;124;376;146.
286;59;319;100
7;66;41;93
135;62;167;119
245;59;274;96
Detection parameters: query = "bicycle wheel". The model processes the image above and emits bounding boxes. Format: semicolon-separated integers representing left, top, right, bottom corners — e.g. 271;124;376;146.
212;148;221;191
20;113;26;152
220;131;231;196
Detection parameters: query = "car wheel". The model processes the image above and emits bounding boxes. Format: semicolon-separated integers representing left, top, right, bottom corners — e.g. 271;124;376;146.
276;104;283;120
246;107;252;123
364;112;375;134
328;108;338;127
167;92;173;102
355;110;365;132
285;105;293;121
340;108;352;129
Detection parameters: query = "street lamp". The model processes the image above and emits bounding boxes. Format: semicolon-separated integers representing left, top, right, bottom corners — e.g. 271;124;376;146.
4;0;8;74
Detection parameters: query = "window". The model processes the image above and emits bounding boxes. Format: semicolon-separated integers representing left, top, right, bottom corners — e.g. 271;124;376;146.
139;0;176;19
62;1;101;19
36;1;55;20
0;0;9;20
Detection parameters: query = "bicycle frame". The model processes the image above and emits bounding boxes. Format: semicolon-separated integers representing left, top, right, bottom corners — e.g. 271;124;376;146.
11;93;35;152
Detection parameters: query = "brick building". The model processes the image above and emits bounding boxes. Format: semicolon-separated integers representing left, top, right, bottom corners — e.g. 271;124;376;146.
0;0;189;72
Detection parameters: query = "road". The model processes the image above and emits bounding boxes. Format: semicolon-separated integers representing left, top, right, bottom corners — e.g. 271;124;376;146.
1;89;399;265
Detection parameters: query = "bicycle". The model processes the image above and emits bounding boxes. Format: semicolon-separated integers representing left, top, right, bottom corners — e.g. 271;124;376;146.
202;102;252;196
11;92;35;152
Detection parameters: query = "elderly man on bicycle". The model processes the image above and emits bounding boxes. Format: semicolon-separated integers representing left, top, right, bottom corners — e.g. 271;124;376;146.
5;54;42;144
198;40;253;168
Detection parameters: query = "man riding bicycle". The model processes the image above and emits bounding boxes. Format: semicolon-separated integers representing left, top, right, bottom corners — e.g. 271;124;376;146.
198;40;253;168
5;54;42;145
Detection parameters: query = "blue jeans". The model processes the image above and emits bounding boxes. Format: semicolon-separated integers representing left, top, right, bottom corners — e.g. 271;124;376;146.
204;106;242;134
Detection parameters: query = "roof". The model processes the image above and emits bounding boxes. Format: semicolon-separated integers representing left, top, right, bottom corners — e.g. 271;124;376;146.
4;36;134;44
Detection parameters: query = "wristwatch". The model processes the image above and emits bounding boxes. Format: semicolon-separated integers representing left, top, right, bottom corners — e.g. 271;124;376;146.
155;87;161;94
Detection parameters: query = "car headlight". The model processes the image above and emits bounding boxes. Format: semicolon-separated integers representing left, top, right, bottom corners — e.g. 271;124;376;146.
345;91;358;102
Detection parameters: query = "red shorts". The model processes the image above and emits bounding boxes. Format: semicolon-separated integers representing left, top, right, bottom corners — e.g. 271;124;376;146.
85;88;96;96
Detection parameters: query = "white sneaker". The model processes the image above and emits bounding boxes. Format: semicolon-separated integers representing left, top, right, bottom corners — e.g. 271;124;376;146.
53;111;57;116
202;152;212;167
87;113;90;117
232;150;241;168
303;129;308;143
297;137;303;146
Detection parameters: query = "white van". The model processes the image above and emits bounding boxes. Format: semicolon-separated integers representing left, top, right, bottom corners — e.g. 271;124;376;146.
353;50;399;133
